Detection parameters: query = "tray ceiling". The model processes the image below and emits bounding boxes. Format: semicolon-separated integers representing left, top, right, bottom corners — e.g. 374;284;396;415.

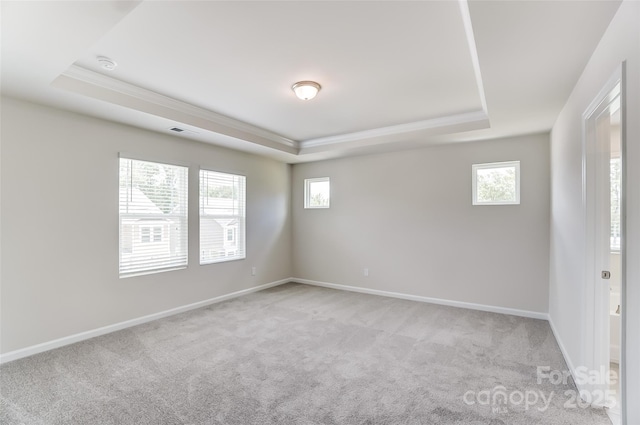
1;1;621;163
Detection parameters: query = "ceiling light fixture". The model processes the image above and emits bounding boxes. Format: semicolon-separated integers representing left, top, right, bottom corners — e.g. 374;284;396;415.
292;81;321;100
97;56;117;71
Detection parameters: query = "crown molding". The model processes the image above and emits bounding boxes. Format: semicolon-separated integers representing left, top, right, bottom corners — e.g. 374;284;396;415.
458;0;488;115
53;65;298;152
53;61;490;159
299;110;489;150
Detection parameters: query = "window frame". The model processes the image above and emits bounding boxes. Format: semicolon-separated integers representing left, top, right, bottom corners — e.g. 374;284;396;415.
304;177;331;209
119;157;188;278
199;168;246;265
472;161;521;206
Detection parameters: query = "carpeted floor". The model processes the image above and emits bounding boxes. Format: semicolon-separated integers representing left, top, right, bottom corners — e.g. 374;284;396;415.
1;283;610;424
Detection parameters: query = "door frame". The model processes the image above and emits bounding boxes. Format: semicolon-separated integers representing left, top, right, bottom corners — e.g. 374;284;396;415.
581;62;626;411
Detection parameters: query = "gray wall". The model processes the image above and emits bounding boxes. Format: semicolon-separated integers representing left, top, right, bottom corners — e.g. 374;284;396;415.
549;0;640;421
0;97;292;354
292;133;550;313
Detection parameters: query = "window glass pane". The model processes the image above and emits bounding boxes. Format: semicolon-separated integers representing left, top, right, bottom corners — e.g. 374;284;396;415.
477;167;516;203
200;169;246;264
611;157;621;250
304;177;330;208
119;158;188;277
472;161;520;205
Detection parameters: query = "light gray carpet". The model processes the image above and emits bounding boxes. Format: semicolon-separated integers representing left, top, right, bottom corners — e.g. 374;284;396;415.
1;283;609;424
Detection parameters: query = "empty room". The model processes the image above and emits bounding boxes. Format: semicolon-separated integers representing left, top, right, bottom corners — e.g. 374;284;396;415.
1;1;639;424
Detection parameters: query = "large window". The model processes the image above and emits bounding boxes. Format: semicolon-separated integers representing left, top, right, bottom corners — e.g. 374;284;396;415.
119;158;188;277
200;169;246;264
304;177;330;208
472;161;520;205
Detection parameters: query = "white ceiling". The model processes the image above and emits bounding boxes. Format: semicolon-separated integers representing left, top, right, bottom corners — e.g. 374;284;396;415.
1;0;621;163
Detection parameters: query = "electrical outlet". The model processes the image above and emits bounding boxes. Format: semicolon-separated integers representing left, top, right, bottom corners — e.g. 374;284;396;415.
363;268;369;277
251;267;256;276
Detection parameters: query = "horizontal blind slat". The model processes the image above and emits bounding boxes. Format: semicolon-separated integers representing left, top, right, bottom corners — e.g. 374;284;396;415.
199;169;246;264
119;158;188;277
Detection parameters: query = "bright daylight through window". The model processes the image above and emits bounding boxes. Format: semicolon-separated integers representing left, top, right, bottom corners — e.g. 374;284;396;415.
200;169;246;264
304;177;330;209
472;161;520;205
119;158;188;277
611;157;621;250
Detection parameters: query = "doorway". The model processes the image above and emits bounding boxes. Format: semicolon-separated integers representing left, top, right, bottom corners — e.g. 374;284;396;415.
583;65;625;424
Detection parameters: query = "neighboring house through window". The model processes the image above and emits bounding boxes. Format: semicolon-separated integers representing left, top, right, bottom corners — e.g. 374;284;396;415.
140;226;163;243
200;169;246;264
119;157;188;277
226;227;235;242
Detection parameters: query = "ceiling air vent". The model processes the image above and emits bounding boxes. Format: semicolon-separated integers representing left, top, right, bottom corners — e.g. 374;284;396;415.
170;127;185;133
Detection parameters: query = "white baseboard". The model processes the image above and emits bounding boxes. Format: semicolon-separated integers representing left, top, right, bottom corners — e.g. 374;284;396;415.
0;278;291;365
0;278;550;364
547;315;581;389
548;314;622;409
293;278;549;320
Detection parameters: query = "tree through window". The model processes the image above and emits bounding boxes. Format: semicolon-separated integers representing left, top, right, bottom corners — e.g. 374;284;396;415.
472;161;520;205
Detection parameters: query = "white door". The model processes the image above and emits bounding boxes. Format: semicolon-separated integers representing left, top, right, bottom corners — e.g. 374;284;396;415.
582;67;625;417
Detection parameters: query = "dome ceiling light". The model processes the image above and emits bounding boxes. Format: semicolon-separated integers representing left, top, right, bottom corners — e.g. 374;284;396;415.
292;81;321;100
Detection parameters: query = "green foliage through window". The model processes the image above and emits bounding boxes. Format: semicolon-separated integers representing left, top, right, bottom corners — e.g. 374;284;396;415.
305;178;330;208
477;167;516;203
473;162;520;205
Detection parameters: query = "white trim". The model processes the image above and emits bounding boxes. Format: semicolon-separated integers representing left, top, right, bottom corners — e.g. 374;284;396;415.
549;316;619;410
55;66;491;158
54;65;297;150
1;277;554;364
581;66;623;400
0;278;291;365
294;278;548;320
304;177;331;209
458;0;489;115
472;160;521;206
299;110;488;149
548;315;584;393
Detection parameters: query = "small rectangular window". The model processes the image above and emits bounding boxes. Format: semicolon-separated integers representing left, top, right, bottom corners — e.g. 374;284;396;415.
304;177;330;209
472;161;520;205
140;226;162;243
141;227;151;243
200;169;246;264
153;227;162;242
119;158;188;277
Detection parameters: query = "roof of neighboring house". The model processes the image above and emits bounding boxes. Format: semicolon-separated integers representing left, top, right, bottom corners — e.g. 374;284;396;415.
201;197;241;216
119;187;163;215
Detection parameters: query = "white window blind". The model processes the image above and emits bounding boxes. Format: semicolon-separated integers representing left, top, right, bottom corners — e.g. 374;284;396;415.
119;158;188;277
200;169;246;264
